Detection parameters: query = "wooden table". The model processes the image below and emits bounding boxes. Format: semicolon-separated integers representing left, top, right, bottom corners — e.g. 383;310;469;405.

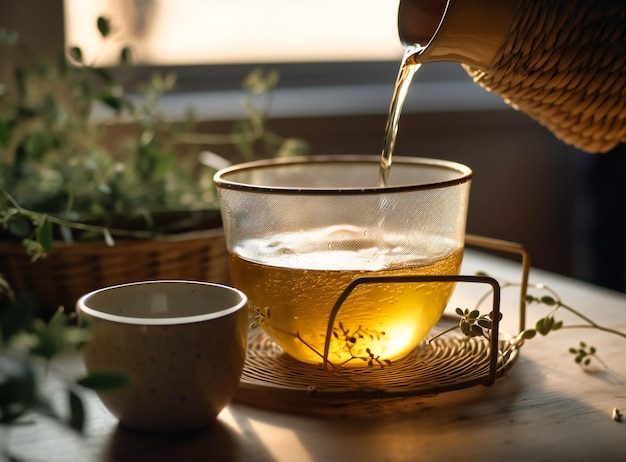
3;249;626;462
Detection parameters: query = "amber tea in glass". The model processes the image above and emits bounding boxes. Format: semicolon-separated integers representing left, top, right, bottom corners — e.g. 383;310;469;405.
215;155;471;366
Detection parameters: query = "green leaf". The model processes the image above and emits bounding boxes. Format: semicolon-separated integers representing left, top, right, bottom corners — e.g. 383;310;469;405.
521;329;536;339
477;318;492;329
30;310;71;359
243;67;277;94
535;317;551;336
275;138;309;158
68;390;85;432
76;370;131;392
14;65;27;99
22;239;47;262
0;294;35;342
0;355;37;423
7;213;32;238
470;324;484;337
0;28;19;48
540;296;557;306
490;311;503;322
120;46;132;65
36;219;53;252
91;67;114;84
68;46;83;63
525;294;536;303
0;119;10;147
97;17;112;38
231;120;255;158
455;307;464;316
535;317;545;334
98;93;124;112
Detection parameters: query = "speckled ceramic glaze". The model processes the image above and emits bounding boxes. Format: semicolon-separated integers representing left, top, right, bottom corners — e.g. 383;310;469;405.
77;280;248;433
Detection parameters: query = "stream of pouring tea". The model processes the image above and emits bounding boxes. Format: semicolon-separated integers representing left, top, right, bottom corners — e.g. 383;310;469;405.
379;46;423;186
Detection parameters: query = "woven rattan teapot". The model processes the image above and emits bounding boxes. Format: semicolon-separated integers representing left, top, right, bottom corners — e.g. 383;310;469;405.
398;0;626;153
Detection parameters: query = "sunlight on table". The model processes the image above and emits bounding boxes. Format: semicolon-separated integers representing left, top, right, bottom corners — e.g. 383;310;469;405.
220;408;314;462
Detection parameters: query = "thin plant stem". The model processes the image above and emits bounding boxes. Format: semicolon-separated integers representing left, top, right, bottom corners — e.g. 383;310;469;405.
1;189;159;239
475;278;626;341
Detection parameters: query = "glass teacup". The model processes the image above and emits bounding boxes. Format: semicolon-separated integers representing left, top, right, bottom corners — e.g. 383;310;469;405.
215;155;472;366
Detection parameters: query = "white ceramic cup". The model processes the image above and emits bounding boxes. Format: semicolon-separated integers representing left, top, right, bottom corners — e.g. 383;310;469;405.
76;280;248;433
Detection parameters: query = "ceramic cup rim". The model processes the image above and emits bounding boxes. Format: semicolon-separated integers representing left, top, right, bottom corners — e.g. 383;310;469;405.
76;280;248;326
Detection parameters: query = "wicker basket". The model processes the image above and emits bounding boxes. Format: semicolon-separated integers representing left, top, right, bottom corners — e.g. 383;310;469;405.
464;0;626;153
0;227;231;316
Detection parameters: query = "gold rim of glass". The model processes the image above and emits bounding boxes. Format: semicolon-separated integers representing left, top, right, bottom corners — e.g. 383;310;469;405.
213;154;473;195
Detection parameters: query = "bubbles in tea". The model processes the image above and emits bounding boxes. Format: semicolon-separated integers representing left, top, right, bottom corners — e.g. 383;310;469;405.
229;225;462;366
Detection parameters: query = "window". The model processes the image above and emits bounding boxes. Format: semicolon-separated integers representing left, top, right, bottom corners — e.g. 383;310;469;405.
61;0;501;118
64;0;403;65
62;0;408;93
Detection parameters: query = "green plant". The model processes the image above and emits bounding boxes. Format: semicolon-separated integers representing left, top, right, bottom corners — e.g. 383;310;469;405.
568;341;606;368
443;274;626;369
331;321;391;368
0;274;127;433
0;17;306;440
0;17;307;261
431;307;502;342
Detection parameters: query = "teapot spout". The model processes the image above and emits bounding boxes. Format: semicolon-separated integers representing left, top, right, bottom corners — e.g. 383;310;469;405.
398;0;516;70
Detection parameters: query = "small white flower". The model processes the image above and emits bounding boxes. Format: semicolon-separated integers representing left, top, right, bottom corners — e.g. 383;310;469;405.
611;408;622;422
